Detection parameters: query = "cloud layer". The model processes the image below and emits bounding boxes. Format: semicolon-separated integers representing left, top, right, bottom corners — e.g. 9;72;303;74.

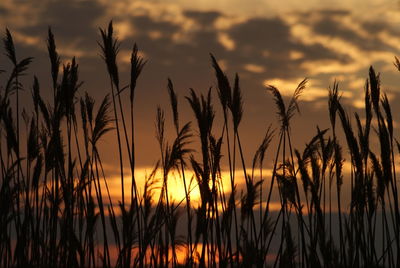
1;0;400;167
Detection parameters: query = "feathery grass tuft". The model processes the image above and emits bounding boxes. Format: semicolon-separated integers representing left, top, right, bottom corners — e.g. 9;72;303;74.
210;53;232;111
99;21;120;89
47;27;60;89
3;28;16;65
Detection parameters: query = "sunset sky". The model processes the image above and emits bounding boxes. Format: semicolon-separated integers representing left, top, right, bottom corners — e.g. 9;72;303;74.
3;3;400;266
1;0;400;171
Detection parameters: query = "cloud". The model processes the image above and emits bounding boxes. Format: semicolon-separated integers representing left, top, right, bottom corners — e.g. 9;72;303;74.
1;2;400;168
0;0;105;59
129;15;181;40
313;16;396;52
225;17;345;79
184;10;221;26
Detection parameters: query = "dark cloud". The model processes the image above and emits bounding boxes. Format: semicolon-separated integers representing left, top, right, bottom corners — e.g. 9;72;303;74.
128;12;339;85
17;1;104;52
0;6;6;15
313;16;396;52
318;9;350;16
296;9;350;18
184;10;221;26
229;18;291;56
129;15;180;38
227;17;345;79
362;21;388;34
123;14;226;87
362;20;400;38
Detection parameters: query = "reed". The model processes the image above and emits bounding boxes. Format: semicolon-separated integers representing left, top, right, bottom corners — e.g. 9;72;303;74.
0;22;400;267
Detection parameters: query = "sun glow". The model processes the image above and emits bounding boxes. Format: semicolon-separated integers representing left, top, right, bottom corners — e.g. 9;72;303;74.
104;167;235;206
100;167;282;209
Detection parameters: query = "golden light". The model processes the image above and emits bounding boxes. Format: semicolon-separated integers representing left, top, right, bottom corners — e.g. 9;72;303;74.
101;167;285;211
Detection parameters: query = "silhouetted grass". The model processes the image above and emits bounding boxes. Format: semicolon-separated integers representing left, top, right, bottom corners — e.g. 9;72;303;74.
0;22;399;267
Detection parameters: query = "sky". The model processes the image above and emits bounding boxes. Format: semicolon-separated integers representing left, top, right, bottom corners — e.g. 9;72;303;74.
1;0;400;171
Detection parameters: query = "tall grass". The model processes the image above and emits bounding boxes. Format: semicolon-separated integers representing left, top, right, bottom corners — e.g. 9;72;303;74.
1;22;400;267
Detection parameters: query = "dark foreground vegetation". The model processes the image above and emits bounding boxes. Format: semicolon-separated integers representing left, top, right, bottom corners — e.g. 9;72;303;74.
1;21;400;267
